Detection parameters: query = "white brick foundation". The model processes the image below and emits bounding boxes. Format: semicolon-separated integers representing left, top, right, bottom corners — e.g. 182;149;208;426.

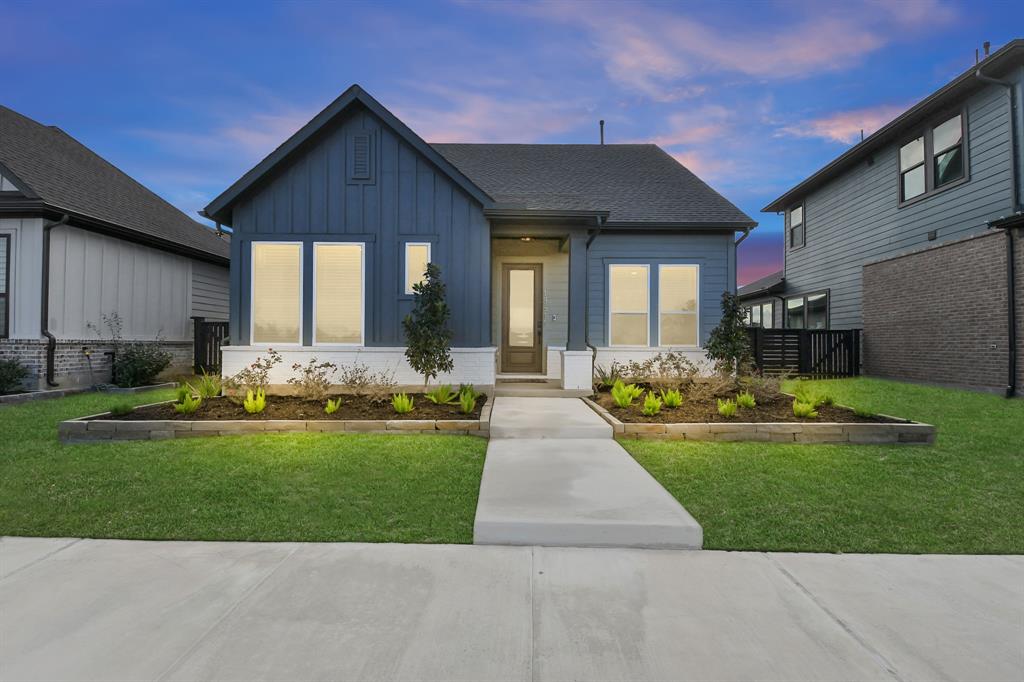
560;349;594;390
592;348;712;374
221;346;497;392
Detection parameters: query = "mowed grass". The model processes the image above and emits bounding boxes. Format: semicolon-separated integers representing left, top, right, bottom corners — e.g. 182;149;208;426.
622;378;1024;554
0;390;486;543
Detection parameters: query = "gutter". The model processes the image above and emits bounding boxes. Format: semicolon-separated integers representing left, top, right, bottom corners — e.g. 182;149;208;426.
976;65;1022;398
41;214;70;387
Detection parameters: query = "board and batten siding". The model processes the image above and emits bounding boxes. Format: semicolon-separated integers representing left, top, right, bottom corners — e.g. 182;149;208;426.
228;104;491;347
190;260;229;321
784;80;1020;329
0;217;43;339
586;231;735;347
48;224;193;341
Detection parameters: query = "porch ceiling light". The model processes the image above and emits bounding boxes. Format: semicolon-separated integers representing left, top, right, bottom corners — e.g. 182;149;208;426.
520;236;532;242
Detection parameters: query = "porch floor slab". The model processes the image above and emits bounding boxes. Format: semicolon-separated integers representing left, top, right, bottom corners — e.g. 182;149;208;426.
474;438;703;549
493;382;592;398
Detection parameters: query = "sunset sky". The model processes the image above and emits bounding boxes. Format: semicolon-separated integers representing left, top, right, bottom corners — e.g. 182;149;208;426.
3;0;1021;284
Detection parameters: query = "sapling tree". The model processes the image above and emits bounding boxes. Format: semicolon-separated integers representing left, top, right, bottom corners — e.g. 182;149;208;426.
705;292;753;375
402;262;454;386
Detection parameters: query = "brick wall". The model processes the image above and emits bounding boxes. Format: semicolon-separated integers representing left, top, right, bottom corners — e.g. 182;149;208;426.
0;339;192;391
863;230;1021;392
1015;227;1024;393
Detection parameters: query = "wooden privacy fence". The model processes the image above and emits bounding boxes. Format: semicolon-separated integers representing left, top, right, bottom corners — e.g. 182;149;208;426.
191;316;229;374
747;328;861;378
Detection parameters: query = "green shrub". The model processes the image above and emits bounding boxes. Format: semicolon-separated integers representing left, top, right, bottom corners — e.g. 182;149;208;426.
243;388;266;414
611;380;641;408
0;358;29;394
425;384;459;405
792;383;833;408
324;398;341;414
392;392;414;414
853;407;875;419
174;384;192;403
736;391;756;409
660;388;683;408
113;343;172;388
593;363;623;390
458;389;477;415
458;384;482;401
191;371;221;399
174;393;202;415
793;399;819;419
717;398;738;418
641;391;663;416
108;401;134;417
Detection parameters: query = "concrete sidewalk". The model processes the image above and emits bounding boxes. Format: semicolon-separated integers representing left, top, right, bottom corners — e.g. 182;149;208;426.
475;397;703;548
1;538;1021;681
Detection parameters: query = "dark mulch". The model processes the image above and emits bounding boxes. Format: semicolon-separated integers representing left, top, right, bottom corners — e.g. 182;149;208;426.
593;392;897;424
103;394;486;421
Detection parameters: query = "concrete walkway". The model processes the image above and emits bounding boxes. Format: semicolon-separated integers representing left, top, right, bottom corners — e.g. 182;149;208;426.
2;538;1021;681
475;397;702;548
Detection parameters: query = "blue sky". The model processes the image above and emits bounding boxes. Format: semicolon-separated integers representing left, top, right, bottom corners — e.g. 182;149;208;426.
2;0;1021;284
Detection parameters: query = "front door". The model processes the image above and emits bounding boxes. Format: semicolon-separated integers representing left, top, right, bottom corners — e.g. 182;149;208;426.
501;264;543;373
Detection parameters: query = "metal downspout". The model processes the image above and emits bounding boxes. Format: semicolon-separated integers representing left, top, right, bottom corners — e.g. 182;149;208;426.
41;214;70;387
976;64;1022;397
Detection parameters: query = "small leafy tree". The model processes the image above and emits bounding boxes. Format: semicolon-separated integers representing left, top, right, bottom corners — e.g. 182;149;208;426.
705;292;753;376
403;262;454;386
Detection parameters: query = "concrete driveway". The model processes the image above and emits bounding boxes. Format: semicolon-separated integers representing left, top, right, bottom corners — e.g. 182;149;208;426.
1;537;1021;681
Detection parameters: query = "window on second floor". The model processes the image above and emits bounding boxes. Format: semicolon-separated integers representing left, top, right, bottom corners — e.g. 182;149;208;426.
788;204;804;249
899;112;965;204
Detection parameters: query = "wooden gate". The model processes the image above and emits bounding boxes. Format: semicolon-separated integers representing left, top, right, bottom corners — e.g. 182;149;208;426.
747;328;860;377
191;316;229;374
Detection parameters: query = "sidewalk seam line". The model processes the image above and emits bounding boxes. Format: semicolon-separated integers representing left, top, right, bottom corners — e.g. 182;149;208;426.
530;545;537;682
155;545;299;682
765;553;906;682
0;537;82;582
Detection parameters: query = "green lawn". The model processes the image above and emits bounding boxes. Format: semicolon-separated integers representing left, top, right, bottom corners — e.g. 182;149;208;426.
0;389;486;543
622;378;1024;554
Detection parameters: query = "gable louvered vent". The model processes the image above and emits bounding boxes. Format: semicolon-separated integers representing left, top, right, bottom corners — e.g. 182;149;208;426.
348;133;373;182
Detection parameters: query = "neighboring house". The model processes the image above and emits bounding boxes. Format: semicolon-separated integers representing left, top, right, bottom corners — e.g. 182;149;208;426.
0;105;230;390
741;39;1024;395
202;85;755;391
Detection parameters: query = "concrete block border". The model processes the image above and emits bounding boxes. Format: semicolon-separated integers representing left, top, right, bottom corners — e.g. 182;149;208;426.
59;397;493;444
1;382;177;406
580;397;935;445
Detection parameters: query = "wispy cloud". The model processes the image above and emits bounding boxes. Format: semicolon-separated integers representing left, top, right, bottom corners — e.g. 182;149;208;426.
474;0;960;101
778;102;908;144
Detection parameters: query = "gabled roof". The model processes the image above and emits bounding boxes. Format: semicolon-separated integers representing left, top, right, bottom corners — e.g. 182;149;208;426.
763;39;1024;213
203;85;494;224
433;143;756;227
0;105;228;261
736;270;785;300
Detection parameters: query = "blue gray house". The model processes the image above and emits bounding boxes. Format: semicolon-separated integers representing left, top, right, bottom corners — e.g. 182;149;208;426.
203;85;755;391
739;39;1023;394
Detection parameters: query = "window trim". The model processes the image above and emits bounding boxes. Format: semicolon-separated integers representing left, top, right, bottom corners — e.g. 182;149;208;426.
403;241;431;296
784;290;830;330
897;107;970;209
744;301;774;328
312;241;366;347
787;204;805;250
656;264;700;348
607;263;651;348
250;241;304;347
0;234;10;339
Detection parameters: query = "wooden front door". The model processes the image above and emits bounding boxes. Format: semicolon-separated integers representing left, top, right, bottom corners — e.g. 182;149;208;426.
501;264;543;373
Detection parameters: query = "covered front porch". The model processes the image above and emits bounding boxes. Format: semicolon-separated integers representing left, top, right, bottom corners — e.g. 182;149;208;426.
489;216;598;392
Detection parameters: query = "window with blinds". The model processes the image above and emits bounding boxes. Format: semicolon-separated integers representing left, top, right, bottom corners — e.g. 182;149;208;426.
609;264;649;346
404;242;430;295
659;265;699;346
251;242;302;344
314;243;364;345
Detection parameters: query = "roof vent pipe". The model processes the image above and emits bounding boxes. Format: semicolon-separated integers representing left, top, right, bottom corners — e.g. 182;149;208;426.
984;41;991;58
599;120;605;145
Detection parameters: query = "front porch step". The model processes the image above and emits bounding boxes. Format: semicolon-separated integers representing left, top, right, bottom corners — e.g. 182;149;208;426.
493;382;592;398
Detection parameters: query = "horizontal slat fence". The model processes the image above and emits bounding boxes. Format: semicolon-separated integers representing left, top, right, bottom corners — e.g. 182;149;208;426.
747;328;860;378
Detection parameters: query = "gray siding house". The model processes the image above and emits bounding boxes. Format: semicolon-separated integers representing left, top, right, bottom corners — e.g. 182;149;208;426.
203;86;755;390
0;105;230;389
740;40;1024;394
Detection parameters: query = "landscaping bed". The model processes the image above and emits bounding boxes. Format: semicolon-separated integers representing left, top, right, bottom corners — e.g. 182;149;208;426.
103;393;486;421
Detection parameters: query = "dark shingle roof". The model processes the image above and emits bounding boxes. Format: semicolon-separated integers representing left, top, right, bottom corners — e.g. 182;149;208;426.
737;270;785;299
432;143;755;226
0;105;228;260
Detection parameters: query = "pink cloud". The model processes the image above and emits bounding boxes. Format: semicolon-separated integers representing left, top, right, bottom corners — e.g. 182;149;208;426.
474;0;960;101
778;103;908;144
